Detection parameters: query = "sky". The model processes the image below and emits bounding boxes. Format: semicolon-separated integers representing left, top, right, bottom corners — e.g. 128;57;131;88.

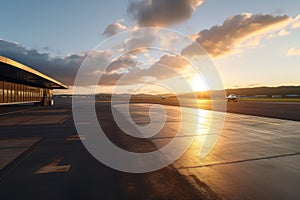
0;0;299;94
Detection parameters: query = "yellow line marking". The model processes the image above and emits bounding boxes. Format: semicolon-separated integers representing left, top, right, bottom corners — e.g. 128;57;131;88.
35;157;70;174
66;135;86;141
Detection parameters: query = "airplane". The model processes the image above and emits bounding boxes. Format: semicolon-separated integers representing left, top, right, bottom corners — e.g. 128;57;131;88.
227;94;238;102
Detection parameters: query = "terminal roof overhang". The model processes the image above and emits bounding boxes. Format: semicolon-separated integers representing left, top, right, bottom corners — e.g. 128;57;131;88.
0;56;67;89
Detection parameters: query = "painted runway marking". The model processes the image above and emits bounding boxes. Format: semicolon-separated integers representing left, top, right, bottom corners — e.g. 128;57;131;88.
66;135;86;141
35;157;70;174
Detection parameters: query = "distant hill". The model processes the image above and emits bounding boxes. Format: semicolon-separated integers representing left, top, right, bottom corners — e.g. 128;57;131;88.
226;86;300;97
55;86;300;99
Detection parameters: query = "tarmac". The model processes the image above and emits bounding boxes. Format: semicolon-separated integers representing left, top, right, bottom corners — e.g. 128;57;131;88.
0;99;299;200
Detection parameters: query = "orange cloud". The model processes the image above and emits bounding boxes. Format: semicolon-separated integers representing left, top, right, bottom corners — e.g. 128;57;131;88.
182;13;292;58
278;29;290;36
287;48;300;56
103;19;127;37
291;14;300;29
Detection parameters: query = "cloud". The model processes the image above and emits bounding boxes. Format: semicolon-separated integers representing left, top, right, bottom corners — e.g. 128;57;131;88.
0;40;111;86
0;39;192;88
182;13;292;58
159;31;180;51
291;14;300;29
287;48;300;56
278;29;290;36
150;54;189;72
123;28;156;50
105;54;138;73
103;19;127;37
127;0;203;27
100;54;190;86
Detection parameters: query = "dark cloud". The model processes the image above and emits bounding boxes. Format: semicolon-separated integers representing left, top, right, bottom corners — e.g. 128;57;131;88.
150;54;189;72
0;40;111;86
103;20;127;37
182;13;292;57
0;40;189;87
127;0;203;27
133;54;189;81
100;54;189;86
105;54;138;73
124;28;156;50
1;13;293;89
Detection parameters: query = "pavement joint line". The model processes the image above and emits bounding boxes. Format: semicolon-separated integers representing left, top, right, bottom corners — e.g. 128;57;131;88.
243;101;300;105
240;118;280;125
177;152;300;170
0;146;30;150
57;115;72;124
0;136;41;141
150;133;223;140
0;107;38;117
18;116;42;125
0;137;43;180
77;122;91;125
150;135;196;140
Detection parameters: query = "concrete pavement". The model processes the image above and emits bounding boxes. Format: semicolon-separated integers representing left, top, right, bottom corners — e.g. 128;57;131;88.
0;100;213;200
0;137;41;172
0;99;299;199
115;103;300;200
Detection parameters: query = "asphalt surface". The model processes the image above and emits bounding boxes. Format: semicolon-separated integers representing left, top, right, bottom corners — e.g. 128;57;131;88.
0;99;216;200
131;98;300;121
226;101;300;121
0;103;36;115
113;102;300;199
0;99;299;200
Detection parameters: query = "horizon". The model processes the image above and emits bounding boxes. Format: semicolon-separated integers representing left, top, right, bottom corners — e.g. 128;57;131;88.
54;84;300;96
1;1;300;94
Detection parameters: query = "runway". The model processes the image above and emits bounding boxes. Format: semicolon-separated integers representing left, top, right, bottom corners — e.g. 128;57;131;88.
0;99;299;199
113;102;300;200
226;101;300;121
130;98;300;121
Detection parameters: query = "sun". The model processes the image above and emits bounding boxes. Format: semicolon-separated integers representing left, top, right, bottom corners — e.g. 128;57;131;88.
188;73;208;92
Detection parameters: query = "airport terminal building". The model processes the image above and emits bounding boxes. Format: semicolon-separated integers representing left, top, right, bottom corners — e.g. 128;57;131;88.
0;56;67;106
